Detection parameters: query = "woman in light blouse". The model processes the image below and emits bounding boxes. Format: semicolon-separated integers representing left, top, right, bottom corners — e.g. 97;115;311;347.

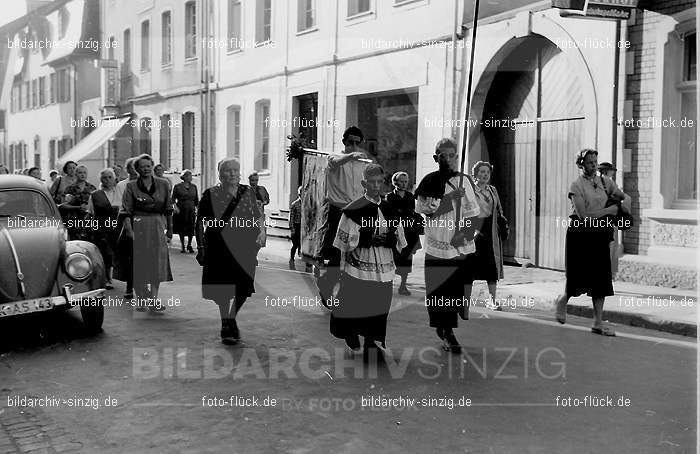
470;161;505;310
555;149;628;336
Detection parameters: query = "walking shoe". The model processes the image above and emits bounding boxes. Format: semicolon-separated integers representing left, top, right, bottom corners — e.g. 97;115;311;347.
221;319;240;345
187;245;195;253
288;259;295;270
363;341;386;364
345;334;361;351
555;295;567;324
441;329;462;354
398;285;411;296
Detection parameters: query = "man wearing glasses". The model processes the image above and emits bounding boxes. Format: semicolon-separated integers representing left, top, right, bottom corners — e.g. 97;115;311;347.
318;126;372;303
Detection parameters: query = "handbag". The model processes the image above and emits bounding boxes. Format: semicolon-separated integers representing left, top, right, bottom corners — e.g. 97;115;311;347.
600;177;633;231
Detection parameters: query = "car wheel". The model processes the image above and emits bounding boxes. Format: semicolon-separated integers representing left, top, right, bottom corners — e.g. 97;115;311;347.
80;299;104;334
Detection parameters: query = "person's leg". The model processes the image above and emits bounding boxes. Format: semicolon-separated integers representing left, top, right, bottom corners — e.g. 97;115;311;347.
555;293;569;324
487;281;500;310
592;297;604;328
186;236;194;253
179;234;186;252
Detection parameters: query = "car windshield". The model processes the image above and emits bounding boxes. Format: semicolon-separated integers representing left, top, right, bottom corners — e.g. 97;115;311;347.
0;190;55;218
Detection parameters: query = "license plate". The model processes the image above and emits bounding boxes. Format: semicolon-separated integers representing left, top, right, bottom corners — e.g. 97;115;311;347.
0;297;54;318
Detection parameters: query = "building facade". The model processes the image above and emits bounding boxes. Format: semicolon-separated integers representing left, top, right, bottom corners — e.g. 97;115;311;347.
0;0;695;285
2;0;101;180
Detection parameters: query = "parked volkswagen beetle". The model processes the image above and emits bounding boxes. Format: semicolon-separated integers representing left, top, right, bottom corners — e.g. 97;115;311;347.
0;175;105;333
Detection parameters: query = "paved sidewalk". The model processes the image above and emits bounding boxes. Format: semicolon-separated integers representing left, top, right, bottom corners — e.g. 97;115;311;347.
261;237;698;337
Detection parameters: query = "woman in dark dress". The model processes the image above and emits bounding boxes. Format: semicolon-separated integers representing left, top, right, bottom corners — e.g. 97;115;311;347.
470;161;505;310
385;171;423;296
121;154;173;311
196;158;266;345
555;149;628;336
88;168;120;289
172;170;199;253
62;165;97;241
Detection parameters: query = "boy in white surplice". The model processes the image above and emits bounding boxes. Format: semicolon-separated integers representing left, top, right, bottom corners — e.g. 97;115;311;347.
331;164;407;363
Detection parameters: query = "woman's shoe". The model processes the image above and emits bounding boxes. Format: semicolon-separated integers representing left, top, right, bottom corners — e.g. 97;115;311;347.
221;319;240;345
187;245;195;253
363;341;386;364
555;295;567;324
180;247;186;253
441;329;462;354
591;326;616;337
398;285;411;296
288;259;296;270
105;280;114;290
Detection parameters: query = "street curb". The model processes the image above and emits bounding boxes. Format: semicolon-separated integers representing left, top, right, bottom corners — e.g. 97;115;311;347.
565;305;697;338
497;286;697;338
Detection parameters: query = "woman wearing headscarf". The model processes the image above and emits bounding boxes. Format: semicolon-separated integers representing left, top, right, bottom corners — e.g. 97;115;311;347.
384;171;423;296
62;165;97;241
555;149;628;336
470;161;505;310
196;159;266;345
121;154;173;311
88;168;120;289
172;169;199;253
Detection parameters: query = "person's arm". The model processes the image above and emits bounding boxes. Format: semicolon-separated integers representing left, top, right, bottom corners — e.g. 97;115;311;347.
571;193;618;219
332;213;360;253
327;152;366;170
121;183;135;238
195;190;209;250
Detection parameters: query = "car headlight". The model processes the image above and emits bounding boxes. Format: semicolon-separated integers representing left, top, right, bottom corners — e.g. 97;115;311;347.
65;253;92;280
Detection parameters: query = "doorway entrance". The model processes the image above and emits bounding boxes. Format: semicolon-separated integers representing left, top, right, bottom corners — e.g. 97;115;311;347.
480;36;586;270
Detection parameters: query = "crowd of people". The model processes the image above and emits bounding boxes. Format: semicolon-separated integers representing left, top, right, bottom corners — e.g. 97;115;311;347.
0;126;630;360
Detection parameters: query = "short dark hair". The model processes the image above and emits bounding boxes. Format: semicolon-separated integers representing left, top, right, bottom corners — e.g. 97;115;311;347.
434;138;457;154
471;161;493;177
62;161;77;174
363;163;384;180
342;126;364;142
28;167;40;175
575;149;598;168
134;154;155;171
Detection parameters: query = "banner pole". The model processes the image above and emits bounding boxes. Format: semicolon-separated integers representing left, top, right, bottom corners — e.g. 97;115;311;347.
455;0;480;222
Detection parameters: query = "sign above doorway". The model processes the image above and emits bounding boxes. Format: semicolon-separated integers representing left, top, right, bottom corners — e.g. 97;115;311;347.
552;0;639;20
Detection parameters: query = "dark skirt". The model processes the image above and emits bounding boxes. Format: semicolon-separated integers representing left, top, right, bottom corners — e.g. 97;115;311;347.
173;201;197;236
201;229;257;303
93;226;119;270
469;216;498;282
321;204;343;265
565;217;614;298
393;232;420;277
424;254;471;328
330;273;393;345
291;223;301;248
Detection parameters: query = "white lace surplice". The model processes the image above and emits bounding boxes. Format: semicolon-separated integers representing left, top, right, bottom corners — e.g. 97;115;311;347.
333;208;407;283
416;175;481;259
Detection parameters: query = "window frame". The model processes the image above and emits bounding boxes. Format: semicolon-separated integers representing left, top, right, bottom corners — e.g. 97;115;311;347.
159;114;171;169
346;0;373;19
297;0;316;34
141;19;151;72
227;0;243;53
185;1;198;60
161;10;173;66
254;100;271;172
255;0;272;45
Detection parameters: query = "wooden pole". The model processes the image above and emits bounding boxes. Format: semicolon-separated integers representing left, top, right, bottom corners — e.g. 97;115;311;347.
455;0;480;222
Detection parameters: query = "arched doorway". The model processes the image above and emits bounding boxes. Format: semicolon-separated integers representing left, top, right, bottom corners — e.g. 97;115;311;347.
476;36;586;270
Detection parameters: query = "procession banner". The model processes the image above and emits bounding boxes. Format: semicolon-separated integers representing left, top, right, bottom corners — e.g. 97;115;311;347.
300;153;328;262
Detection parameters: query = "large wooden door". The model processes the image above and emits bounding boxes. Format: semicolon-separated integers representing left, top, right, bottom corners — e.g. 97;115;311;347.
482;37;585;269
